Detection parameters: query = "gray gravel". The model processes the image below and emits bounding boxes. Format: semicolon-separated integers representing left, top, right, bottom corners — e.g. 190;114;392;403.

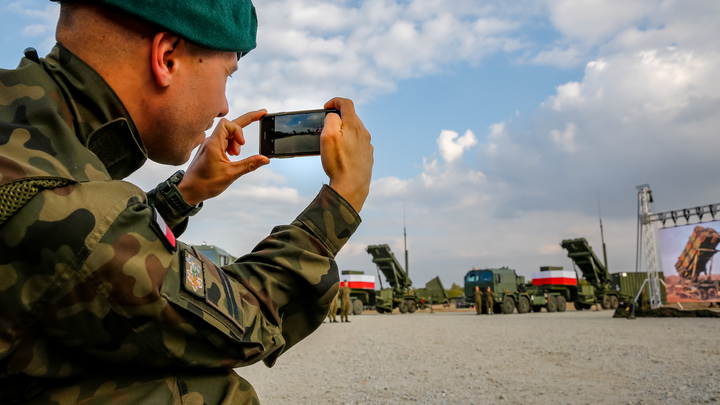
238;309;720;404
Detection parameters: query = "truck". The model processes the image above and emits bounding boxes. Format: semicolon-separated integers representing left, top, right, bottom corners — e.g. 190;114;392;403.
669;226;720;301
339;270;377;315
461;237;667;315
192;243;236;266
366;244;450;313
366;244;419;313
463;267;571;314
560;237;665;310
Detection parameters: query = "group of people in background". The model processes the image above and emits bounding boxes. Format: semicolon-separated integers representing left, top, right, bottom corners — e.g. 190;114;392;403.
327;282;352;323
474;286;496;315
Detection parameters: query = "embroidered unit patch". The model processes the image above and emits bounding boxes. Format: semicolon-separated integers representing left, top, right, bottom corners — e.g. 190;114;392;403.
183;252;205;298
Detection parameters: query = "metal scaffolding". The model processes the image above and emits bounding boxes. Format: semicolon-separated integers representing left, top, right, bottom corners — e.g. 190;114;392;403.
636;184;664;309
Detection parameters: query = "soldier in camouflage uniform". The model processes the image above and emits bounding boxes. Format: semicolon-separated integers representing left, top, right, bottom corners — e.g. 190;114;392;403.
474;286;483;315
328;292;339;323
340;281;352;322
486;287;495;315
0;1;373;404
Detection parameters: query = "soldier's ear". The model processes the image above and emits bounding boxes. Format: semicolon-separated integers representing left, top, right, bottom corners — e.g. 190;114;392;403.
150;32;183;87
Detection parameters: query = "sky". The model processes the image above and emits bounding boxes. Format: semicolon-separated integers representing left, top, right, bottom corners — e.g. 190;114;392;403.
2;0;720;289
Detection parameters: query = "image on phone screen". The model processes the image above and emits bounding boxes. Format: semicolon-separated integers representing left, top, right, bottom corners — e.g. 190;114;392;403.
260;109;339;158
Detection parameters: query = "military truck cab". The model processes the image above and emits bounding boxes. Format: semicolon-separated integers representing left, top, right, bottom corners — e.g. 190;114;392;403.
464;267;566;314
464;267;521;314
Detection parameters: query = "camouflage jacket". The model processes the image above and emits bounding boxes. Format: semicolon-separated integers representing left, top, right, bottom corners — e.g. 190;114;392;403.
0;45;360;403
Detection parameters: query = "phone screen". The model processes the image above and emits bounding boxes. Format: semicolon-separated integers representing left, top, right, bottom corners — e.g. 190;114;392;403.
260;109;338;158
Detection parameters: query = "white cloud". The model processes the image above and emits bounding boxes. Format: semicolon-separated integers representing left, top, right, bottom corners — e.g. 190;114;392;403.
226;0;530;114
550;122;577;153
437;129;477;164
21;24;47;38
543;0;658;45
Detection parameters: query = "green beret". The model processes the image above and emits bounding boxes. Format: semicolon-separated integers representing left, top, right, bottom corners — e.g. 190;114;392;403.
92;0;258;54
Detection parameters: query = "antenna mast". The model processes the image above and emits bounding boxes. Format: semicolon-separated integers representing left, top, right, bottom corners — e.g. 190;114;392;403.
404;201;409;275
598;191;608;270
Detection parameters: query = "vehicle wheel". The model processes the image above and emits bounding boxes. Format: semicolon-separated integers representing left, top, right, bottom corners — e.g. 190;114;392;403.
574;301;583;311
708;288;718;300
502;296;515;314
601;295;611;310
419;303;427;310
407;300;417;313
518;296;530;314
532;305;543;313
399;301;408;314
610;295;619;309
556;296;567;312
353;299;364;315
700;289;709;301
547;296;557;312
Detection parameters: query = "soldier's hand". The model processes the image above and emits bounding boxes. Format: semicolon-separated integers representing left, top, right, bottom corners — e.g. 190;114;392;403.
321;98;374;213
179;111;270;205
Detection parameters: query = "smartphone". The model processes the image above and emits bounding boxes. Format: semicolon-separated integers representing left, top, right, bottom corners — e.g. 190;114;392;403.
259;108;339;158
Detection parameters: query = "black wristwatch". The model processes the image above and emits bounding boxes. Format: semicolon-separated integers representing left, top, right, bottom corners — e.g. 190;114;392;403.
157;170;202;217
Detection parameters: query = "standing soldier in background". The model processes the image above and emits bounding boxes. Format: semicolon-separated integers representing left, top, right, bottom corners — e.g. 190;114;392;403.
341;281;352;322
328;292;339;323
474;286;483;315
0;0;374;403
486;286;496;315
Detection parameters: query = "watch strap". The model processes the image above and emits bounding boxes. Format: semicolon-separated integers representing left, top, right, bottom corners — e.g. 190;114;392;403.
157;170;203;217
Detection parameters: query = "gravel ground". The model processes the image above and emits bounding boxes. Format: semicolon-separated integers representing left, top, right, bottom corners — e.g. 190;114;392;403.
239;308;720;405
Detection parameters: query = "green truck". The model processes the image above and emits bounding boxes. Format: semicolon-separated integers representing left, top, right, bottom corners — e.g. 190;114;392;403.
462;238;666;314
464;267;569;314
560;238;665;309
339;270;377;315
192;243;236;266
366;244;449;313
367;244;418;313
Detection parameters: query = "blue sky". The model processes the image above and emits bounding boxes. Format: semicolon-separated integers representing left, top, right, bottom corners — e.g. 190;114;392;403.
3;0;720;289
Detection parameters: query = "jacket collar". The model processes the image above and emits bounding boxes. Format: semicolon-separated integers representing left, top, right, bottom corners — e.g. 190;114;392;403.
42;43;147;179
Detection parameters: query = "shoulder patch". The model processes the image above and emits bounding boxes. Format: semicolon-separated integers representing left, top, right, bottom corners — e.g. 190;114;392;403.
151;206;176;252
182;250;206;298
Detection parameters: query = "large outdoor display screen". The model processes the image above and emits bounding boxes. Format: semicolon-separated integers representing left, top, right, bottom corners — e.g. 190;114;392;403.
658;221;720;303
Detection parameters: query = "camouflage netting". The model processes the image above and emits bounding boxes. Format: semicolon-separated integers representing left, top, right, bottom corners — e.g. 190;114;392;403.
613;307;720;318
0;178;72;225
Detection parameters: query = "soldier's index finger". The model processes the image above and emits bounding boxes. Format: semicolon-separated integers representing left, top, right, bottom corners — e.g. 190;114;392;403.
232;109;267;128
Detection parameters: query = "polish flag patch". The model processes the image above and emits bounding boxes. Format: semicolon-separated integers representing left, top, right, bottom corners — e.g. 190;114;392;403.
152;207;176;252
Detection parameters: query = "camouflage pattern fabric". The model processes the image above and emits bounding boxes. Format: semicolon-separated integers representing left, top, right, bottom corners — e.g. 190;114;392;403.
340;284;351;321
485;290;495;314
328;293;338;322
474;289;482;315
0;44;361;404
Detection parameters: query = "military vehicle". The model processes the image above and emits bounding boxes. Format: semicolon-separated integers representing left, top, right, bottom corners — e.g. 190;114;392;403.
560;237;665;309
463;267;569;314
414;276;450;309
366;244;419;313
192;243;236;266
670;226;720;300
339;270;376;315
462;239;667;315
